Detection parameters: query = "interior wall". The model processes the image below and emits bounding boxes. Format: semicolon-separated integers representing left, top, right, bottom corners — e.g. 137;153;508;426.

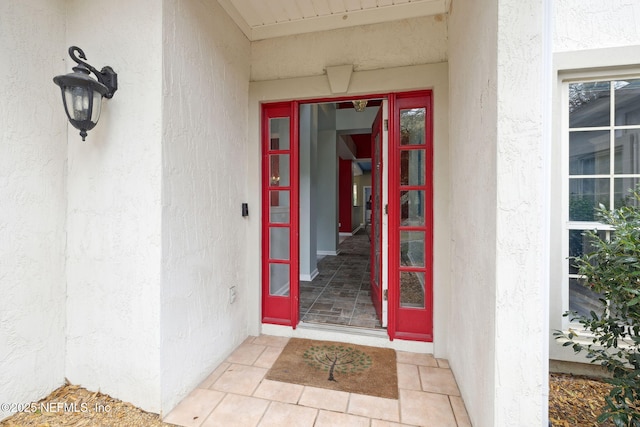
161;0;251;414
299;104;319;280
447;0;498;425
0;0;67;420
64;0;163;413
316;105;339;254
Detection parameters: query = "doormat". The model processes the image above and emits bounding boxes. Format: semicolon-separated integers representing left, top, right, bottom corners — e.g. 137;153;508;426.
265;338;398;399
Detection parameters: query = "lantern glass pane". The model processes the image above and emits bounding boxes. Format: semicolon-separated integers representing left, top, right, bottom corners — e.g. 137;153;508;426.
91;90;102;123
65;86;90;122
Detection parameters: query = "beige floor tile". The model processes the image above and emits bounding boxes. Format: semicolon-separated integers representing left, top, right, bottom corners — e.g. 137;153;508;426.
399;389;457;427
211;364;268;395
450;395;472;427
417;366;460;396
253;335;290;347
253;346;284;369
198;362;231;389
226;342;267;365
371;420;419;427
397;363;422;391
163;388;226;427
396;351;438;367
253;379;304;404
348;393;400;422
314;410;370;427
437;358;450;369
298;386;350;412
257;401;318;427
201;393;269;427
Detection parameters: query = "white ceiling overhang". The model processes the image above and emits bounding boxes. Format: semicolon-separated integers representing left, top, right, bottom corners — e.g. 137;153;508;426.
217;0;447;41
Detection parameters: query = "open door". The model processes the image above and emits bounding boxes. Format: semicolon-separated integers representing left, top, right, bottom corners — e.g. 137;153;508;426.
370;106;384;321
261;102;299;327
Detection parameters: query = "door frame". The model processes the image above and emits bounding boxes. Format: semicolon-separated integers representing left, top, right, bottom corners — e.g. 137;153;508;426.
260;91;434;341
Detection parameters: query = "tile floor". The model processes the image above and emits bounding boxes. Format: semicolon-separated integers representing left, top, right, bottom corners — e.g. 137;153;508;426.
164;335;472;427
300;230;382;329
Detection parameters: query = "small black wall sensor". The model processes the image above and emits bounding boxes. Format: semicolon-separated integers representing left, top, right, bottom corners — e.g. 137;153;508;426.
242;203;249;217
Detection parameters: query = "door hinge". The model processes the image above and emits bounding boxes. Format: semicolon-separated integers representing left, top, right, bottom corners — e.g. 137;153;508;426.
384;204;388;215
383;289;388;301
384;119;388;131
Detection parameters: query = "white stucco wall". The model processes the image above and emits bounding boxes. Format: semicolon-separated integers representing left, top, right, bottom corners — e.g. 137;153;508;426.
447;1;498;425
161;0;251;414
0;1;67;420
250;15;447;81
64;0;163;413
449;0;548;425
554;0;640;53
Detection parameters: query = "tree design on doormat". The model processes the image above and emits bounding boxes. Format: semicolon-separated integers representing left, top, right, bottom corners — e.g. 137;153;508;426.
303;344;372;382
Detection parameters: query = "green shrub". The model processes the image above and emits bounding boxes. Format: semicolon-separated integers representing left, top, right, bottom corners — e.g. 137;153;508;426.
555;189;640;427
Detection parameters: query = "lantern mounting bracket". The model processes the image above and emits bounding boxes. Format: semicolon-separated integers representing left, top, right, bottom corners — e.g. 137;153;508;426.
68;46;118;99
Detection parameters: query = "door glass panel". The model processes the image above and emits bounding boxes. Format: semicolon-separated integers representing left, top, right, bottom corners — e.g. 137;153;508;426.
400;150;425;186
269;190;290;223
269;227;290;260
269;263;290;296
615;129;640;174
400;271;425;308
400;108;426;146
373;133;381;288
400;231;425;267
400;190;425;226
269;118;290;150
569;81;610;128
270;154;290;187
568;178;609;221
569;131;609;175
615;79;640;126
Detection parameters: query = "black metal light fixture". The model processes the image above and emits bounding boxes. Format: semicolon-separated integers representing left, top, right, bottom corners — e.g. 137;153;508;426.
53;46;117;141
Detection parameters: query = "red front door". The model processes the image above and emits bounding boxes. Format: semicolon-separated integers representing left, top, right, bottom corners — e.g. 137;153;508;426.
261;102;299;327
370;107;384;320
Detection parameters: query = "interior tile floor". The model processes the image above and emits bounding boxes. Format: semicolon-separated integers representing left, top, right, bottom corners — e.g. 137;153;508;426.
300;230;382;329
164;335;472;427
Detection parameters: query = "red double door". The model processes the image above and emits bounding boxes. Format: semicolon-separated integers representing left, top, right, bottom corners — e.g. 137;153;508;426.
261;92;433;342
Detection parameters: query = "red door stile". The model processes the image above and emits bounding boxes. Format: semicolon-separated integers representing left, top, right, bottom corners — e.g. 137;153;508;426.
388;91;434;342
261;102;299;327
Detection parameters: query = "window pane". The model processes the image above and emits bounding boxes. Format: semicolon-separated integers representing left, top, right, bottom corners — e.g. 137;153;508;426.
400;271;425;308
568;229;606;275
569;81;610;128
615;177;640;209
269;263;290;296
400;231;425;267
568;178;609;221
269;227;289;260
400;190;425;226
270;118;290;150
400;150;425;186
569;278;604;319
270;154;290;187
569;131;609;175
269;191;290;223
614;79;640;126
400;108;426;146
614;129;640;174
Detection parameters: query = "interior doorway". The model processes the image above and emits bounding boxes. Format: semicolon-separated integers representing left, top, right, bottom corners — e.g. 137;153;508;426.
297;99;385;330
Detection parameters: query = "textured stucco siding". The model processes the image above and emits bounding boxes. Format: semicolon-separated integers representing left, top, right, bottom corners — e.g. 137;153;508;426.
448;0;498;425
64;0;163;413
160;0;251;415
554;0;640;52
250;14;447;81
0;0;68;420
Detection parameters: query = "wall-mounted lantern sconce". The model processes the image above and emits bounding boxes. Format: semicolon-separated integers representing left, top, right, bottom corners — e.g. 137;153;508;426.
53;46;117;141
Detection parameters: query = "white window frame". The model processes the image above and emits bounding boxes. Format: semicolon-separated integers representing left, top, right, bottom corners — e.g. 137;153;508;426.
560;72;640;331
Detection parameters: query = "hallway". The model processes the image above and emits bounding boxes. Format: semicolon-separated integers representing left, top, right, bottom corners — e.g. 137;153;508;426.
300;230;382;329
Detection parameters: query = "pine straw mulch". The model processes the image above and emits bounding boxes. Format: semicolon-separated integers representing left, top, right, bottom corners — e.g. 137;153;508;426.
0;382;176;427
549;372;615;427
